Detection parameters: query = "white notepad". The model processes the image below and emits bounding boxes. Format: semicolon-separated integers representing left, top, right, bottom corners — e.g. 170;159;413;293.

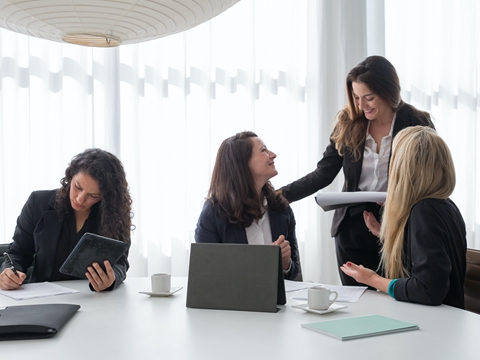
0;282;79;300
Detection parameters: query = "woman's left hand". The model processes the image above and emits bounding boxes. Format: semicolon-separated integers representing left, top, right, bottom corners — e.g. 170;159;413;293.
86;260;116;292
273;235;292;271
363;211;381;237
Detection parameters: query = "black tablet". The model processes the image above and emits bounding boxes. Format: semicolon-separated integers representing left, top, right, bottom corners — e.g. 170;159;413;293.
59;232;130;279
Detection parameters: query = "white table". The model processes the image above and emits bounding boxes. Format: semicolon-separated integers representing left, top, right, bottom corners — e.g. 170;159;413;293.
1;277;478;359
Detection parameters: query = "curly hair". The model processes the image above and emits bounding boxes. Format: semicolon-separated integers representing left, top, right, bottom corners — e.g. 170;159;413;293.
207;131;288;227
55;148;133;242
331;55;431;160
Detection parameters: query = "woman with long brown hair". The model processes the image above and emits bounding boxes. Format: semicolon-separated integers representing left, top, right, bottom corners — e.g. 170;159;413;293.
279;56;434;286
195;131;300;280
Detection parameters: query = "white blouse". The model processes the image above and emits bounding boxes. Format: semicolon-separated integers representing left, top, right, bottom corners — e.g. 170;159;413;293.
245;206;272;245
357;115;396;192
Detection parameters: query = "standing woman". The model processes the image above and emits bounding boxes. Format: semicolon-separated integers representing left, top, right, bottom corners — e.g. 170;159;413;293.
195;131;300;280
0;148;133;292
279;56;434;286
341;126;466;309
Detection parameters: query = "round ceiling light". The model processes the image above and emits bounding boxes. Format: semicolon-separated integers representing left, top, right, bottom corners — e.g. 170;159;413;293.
0;0;240;47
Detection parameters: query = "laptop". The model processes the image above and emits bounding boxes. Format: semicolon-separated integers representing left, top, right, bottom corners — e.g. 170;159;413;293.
186;243;286;313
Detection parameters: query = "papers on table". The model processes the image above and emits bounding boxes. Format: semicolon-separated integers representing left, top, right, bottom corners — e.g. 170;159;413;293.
0;282;79;300
285;280;367;303
315;191;387;211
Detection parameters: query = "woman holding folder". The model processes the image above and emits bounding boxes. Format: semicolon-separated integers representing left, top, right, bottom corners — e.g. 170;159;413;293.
0;148;133;292
279;56;434;286
341;127;466;309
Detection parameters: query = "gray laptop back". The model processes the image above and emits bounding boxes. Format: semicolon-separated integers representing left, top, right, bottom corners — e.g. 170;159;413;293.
186;243;286;313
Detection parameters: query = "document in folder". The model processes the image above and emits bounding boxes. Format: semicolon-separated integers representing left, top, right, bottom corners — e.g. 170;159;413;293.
0;303;80;340
315;191;387;211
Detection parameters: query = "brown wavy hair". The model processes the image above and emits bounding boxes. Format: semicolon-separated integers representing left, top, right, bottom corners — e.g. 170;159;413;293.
55;148;134;242
207;131;287;227
331;55;431;160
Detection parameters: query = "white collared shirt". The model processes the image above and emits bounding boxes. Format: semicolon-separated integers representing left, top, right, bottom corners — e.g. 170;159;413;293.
245;206;272;245
358;115;396;192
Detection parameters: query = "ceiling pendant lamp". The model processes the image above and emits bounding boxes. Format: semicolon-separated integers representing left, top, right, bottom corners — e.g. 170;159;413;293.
0;0;240;47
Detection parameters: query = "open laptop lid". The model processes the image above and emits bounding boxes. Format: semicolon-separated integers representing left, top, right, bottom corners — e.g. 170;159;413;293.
186;243;286;313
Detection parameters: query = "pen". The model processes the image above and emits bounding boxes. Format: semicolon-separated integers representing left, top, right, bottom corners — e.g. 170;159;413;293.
3;252;19;278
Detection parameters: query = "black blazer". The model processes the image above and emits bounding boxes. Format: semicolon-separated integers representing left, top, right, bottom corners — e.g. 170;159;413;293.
281;103;435;237
194;200;300;280
0;190;129;289
394;198;467;309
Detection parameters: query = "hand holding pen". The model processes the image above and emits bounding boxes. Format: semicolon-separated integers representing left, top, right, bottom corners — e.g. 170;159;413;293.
0;252;26;290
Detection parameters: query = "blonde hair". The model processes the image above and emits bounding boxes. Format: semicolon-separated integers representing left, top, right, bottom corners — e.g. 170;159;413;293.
379;126;456;278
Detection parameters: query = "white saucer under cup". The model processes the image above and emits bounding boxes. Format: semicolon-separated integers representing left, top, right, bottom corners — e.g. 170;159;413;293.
151;273;171;293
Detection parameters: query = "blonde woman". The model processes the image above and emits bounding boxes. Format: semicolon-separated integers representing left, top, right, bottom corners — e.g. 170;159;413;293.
341;126;466;309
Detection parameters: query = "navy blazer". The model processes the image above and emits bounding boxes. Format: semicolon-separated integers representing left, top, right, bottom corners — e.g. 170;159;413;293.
194;200;300;280
281;103;435;237
0;190;129;290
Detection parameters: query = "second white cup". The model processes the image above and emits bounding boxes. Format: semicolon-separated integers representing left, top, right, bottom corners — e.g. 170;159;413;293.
308;286;338;310
151;273;171;293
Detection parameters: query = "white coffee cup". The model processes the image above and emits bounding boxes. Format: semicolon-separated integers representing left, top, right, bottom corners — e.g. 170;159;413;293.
151;273;171;293
308;286;339;310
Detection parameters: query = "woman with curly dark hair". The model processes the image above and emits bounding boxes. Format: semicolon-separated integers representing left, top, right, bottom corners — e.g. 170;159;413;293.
195;131;300;280
0;148;133;292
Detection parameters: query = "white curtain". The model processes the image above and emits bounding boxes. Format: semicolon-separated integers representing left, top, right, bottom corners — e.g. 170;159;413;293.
385;0;480;249
2;0;475;284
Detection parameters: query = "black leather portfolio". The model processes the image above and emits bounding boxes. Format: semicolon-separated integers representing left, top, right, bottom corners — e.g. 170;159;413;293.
186;243;286;313
60;232;130;279
0;304;80;340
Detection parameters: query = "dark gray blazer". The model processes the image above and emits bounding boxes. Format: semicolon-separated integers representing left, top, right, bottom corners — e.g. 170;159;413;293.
281;103;435;237
194;200;300;280
394;198;466;309
0;190;129;289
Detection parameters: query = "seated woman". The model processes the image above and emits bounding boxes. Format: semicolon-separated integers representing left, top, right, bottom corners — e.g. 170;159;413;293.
0;148;133;292
195;131;300;280
341;126;467;309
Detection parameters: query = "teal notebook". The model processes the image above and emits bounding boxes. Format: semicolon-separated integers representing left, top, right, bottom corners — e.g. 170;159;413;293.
301;314;419;341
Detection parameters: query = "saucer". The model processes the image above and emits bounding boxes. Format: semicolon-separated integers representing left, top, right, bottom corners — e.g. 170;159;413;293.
292;302;347;315
139;286;183;297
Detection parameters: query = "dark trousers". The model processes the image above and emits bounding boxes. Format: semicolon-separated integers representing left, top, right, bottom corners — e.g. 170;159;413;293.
334;203;383;288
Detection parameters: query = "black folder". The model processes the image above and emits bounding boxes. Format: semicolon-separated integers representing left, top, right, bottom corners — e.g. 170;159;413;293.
0;304;80;340
186;243;286;313
60;232;130;279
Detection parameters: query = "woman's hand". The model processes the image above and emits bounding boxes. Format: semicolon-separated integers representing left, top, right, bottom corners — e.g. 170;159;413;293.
363;211;381;237
86;260;116;292
0;268;26;290
273;235;292;271
340;261;390;293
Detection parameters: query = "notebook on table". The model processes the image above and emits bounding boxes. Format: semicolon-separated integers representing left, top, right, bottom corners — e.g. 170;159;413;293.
60;232;130;279
302;314;419;341
186;243;286;313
